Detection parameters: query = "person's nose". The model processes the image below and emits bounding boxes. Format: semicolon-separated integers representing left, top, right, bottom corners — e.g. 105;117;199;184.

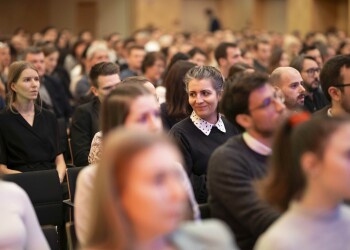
273;98;286;113
195;94;204;104
299;84;306;93
148;114;162;133
168;175;187;203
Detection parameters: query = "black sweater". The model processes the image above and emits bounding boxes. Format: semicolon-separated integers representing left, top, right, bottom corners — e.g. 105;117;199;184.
169;116;239;203
207;135;280;250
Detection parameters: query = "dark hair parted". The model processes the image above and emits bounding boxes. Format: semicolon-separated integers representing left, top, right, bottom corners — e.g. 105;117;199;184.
220;72;269;129
100;83;151;136
320;55;350;102
89;62;120;89
289;54;317;73
214;42;238;65
184;65;224;94
259;115;350;212
164;60;196;118
141;51;165;73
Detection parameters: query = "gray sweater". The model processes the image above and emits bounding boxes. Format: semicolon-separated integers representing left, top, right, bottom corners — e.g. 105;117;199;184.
255;202;350;250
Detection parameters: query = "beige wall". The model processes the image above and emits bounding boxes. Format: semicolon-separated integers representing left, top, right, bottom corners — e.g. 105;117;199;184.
0;0;50;37
0;0;349;39
49;0;130;38
131;0;182;32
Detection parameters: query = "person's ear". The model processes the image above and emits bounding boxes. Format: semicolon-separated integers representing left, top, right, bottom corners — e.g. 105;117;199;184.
300;152;320;178
328;86;341;102
10;82;16;92
90;86;98;97
217;89;223;100
219;58;227;67
235;113;252;130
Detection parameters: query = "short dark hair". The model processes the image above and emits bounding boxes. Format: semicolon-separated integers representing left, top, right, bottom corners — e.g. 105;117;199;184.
90;62;120;88
22;46;43;60
41;43;59;57
141;51;165;73
127;45;144;56
188;47;207;59
289;54;317;73
214;42;238;65
299;44;319;55
221;72;269;129
254;39;270;51
320;55;350;102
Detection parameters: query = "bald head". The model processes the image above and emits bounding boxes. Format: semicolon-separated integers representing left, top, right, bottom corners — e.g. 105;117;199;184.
270;67;305;110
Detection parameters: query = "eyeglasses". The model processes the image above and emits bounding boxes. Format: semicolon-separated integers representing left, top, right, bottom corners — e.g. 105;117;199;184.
303;67;320;77
333;83;350;88
249;91;285;112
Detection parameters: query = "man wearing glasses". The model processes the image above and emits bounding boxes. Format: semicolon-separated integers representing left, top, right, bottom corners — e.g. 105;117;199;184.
314;55;350;117
207;73;284;250
290;55;329;113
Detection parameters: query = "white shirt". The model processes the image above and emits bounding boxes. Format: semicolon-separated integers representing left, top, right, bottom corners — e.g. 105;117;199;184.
0;181;50;250
242;132;272;156
190;112;226;136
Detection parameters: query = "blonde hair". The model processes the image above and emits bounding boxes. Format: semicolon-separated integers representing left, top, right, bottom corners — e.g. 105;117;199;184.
85;128;177;249
7;61;42;113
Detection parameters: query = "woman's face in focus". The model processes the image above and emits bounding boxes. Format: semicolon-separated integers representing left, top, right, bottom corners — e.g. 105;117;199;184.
124;94;163;133
188;78;221;124
121;143;187;238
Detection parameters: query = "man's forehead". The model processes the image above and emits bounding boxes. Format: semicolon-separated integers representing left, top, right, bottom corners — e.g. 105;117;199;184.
26;53;44;60
303;58;318;68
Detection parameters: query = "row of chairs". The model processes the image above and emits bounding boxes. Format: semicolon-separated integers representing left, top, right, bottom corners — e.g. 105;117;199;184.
3;166;211;249
3;167;83;250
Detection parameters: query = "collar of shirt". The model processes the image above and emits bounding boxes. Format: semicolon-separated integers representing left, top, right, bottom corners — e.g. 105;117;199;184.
242;132;272;156
327;108;332;117
190;111;226;136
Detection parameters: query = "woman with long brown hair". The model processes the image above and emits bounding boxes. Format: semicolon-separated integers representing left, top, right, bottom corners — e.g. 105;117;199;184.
255;113;350;249
0;61;66;181
84;128;238;250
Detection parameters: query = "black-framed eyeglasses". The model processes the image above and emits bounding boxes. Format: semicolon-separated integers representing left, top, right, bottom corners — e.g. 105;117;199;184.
333;83;350;88
249;91;285;112
303;67;320;77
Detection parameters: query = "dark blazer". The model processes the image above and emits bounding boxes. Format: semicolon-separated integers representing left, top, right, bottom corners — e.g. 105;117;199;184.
313;105;330;118
70;97;100;167
42;75;72;122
